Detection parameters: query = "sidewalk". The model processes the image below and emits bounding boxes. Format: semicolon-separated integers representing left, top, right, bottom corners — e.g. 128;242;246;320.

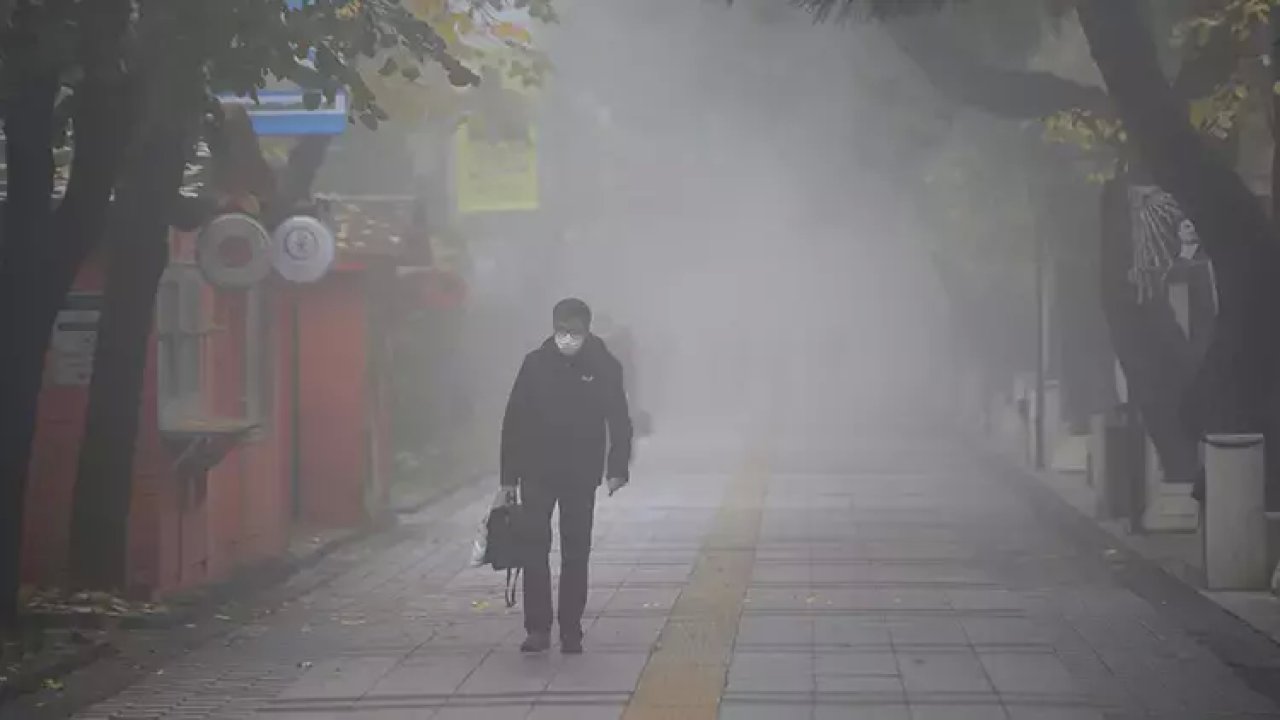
1006;452;1280;646
3;430;1276;718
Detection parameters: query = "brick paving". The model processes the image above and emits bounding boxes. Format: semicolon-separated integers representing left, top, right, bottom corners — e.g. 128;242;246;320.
5;429;1280;719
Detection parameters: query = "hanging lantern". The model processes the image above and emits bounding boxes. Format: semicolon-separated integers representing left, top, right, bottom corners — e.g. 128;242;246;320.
272;215;337;284
197;213;273;289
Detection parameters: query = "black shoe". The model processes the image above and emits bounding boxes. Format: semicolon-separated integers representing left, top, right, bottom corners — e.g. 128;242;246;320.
561;636;583;655
521;631;551;653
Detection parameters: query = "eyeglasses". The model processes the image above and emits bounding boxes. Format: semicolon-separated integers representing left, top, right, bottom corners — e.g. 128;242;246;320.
554;323;587;338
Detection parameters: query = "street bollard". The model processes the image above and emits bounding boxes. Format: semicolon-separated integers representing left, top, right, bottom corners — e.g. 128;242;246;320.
1203;433;1269;591
1088;412;1105;491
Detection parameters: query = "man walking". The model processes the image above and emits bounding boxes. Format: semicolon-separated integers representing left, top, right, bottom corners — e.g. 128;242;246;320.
500;298;633;654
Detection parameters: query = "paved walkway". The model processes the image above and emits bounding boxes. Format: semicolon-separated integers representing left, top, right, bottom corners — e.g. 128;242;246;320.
11;427;1280;719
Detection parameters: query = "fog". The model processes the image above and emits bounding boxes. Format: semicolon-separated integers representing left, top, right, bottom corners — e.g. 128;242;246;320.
452;0;962;464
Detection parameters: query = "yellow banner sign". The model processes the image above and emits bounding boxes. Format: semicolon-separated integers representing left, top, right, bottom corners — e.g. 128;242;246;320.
454;122;539;214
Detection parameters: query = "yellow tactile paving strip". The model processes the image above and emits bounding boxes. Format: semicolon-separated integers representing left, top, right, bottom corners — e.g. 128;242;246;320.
623;449;770;719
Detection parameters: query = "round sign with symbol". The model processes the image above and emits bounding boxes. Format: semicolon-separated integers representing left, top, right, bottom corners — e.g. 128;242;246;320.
197;213;273;289
272;215;336;283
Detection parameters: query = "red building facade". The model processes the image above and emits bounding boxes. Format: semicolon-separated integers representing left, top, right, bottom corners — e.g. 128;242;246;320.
21;204;409;598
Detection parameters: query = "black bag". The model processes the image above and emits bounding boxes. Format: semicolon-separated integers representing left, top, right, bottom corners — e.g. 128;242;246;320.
483;503;525;607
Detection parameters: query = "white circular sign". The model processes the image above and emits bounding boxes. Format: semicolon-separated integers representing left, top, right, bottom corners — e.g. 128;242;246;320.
197;213;273;289
272;215;336;284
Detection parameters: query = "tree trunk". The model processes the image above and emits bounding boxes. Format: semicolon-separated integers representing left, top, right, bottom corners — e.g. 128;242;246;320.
68;41;203;591
1098;178;1203;488
1078;0;1280;439
0;0;132;624
0;69;60;631
1267;4;1280;510
66;25;331;588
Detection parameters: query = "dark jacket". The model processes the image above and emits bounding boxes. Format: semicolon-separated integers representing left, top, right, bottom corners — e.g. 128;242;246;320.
500;335;633;487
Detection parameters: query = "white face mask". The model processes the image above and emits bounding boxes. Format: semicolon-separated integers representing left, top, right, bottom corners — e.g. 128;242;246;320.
555;332;585;356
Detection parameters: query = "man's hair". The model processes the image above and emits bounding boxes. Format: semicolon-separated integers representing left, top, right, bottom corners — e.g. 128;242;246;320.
553;297;592;326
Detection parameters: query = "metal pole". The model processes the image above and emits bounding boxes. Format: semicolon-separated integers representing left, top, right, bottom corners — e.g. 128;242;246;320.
1034;222;1047;470
290;292;303;520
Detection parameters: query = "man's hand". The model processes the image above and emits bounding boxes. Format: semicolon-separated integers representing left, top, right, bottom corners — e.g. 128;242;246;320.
606;477;628;496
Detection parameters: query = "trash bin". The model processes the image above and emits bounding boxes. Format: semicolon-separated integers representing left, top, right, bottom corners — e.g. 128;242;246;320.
1099;403;1146;526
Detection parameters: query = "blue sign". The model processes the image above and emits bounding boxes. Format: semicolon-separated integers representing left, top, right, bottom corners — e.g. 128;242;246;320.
218;90;347;137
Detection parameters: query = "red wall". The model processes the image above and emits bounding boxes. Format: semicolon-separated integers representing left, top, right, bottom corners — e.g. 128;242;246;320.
23;236;297;598
295;271;372;529
22;239;392;598
20;258;106;586
153;287;295;593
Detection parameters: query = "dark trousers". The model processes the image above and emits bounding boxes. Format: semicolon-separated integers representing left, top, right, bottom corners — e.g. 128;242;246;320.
522;477;596;640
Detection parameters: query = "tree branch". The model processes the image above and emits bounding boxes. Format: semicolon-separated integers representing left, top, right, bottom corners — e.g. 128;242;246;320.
1076;0;1263;259
1171;21;1242;101
54;0;131;246
1078;0;1280;433
277;135;332;214
886;19;1111;120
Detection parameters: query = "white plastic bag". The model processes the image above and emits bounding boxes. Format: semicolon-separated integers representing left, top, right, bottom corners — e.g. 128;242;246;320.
469;515;488;568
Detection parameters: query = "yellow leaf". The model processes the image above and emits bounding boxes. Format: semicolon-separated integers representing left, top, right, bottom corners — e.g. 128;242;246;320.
1189;98;1211;129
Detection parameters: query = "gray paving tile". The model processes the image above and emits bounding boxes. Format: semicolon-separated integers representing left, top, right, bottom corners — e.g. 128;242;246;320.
433;706;533;720
1005;709;1106;720
815;674;904;695
728;652;814;692
946;590;1027;612
546;652;649;693
736;616;814;646
961;618;1054;647
586;617;667;647
813;703;910;719
815;617;892;648
898;652;993;695
749;589;831;610
876;589;951;611
978;653;1076;695
751;565;811;583
368;653;488;696
456;651;561;695
526;704;625;720
628;565;695;583
910;704;1009;720
257;707;360;712
345;710;438;720
721;702;815;720
815;651;898;677
277;656;401;700
429;621;521;648
605;588;682;611
888;619;969;648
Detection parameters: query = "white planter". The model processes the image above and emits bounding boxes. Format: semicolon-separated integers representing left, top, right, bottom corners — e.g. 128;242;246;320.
1204;433;1269;591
